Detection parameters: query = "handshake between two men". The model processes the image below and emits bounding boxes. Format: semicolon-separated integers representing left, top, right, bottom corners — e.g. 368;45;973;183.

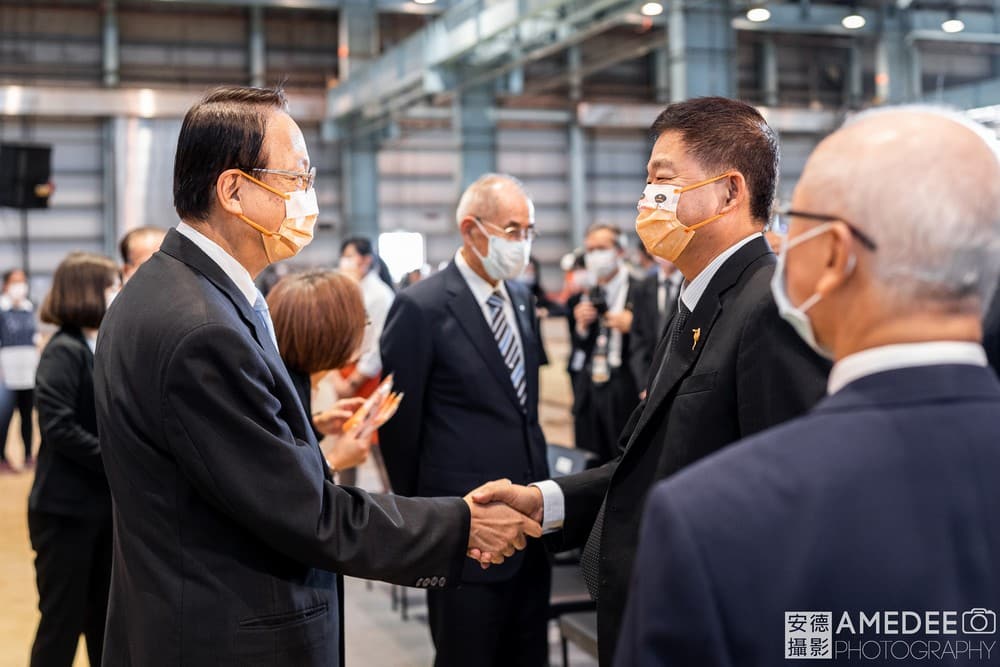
462;479;546;568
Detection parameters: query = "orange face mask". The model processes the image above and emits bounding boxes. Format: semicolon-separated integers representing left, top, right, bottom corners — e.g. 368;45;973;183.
634;173;731;262
236;170;319;264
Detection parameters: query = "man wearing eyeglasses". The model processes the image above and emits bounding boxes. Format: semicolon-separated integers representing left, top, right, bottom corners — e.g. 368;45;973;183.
472;97;831;666
93;88;541;667
618;107;1000;666
380;173;551;667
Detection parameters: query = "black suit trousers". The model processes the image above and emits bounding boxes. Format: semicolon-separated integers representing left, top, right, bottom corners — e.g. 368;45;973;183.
573;368;639;464
28;510;112;667
426;542;551;667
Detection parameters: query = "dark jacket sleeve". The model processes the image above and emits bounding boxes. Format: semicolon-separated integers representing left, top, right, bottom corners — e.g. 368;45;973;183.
615;482;731;667
162;322;470;586
35;336;103;473
377;291;434;497
984;281;1000;377
735;292;831;438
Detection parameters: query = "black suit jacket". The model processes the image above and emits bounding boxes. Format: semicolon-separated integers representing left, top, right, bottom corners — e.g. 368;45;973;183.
566;276;641;389
553;236;831;666
618;363;1000;666
628;271;677;390
29;328;110;518
94;229;471;666
380;260;549;584
984;279;1000;376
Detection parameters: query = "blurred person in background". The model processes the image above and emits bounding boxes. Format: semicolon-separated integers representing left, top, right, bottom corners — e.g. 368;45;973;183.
380;173;550;667
28;252;120;667
0;268;39;472
334;236;396;485
567;224;642;463
984;278;999;376
628;257;682;397
267;269;379;475
119;226;166;282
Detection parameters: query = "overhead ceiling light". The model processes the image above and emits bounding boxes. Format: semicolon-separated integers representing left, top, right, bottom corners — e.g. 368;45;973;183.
841;12;866;29
641;2;664;16
941;17;965;32
413;0;436;4
942;8;965;33
746;6;772;22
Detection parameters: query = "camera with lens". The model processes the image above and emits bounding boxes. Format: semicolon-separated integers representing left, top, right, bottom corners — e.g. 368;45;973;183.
588;286;608;317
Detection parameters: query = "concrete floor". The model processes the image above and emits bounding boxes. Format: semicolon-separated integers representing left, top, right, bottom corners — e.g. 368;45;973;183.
0;318;596;666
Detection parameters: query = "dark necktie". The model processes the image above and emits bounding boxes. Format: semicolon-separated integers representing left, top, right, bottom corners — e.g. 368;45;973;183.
580;299;692;600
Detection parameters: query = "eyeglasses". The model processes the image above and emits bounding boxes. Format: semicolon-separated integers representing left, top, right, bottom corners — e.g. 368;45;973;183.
775;208;878;251
475;217;537;242
244;166;316;192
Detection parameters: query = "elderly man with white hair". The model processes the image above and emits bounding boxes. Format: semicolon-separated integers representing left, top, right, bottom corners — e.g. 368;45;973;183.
380;174;550;667
615;106;1000;667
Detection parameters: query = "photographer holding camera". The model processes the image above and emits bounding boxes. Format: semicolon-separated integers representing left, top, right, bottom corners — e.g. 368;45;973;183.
566;224;642;463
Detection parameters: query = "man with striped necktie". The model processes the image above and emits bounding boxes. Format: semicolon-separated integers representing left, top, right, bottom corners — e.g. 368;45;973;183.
380;173;551;667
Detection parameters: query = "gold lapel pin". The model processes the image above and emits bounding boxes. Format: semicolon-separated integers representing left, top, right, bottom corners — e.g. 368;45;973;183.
691;327;701;351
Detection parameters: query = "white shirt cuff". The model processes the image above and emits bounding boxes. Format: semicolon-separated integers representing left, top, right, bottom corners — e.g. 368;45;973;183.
530;479;565;534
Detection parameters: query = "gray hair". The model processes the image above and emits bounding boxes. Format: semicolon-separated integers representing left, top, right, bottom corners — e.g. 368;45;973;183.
455;173;534;227
836;105;1000;314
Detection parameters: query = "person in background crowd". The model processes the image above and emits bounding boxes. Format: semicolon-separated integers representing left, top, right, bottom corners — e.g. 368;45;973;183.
380;173;550;667
0;268;39;472
267;270;379;475
333;236;396;485
618;106;1000;667
628;257;682;396
567;224;642;463
119;226;166;282
28;252;120;667
516;256;554;366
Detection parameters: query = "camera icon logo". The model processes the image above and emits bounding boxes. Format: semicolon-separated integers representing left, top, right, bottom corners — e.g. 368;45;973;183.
962;609;997;635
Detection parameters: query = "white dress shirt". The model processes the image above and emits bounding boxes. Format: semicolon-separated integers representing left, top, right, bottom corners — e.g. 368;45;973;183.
602;265;630;369
454;248;525;360
356;270;396;379
828;341;988;395
176;222;258;307
534;232;763;533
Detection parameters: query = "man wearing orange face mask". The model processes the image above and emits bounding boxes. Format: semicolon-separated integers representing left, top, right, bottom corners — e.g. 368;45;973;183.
473;96;830;666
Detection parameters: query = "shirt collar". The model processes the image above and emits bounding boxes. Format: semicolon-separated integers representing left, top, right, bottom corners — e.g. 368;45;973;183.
680;232;762;312
176;222;259;306
454;247;511;306
828;341;988;395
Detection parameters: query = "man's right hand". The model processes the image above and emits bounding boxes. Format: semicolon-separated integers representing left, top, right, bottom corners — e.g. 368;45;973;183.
463;479;543;568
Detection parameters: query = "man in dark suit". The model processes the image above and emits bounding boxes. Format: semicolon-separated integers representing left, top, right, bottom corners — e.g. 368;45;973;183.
628;257;682;394
618;107;1000;666
984;278;1000;375
93;87;540;667
473;97;830;666
566;224;643;463
379;173;550;667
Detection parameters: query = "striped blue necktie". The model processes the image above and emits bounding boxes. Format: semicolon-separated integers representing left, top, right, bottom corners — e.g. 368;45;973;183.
486;291;526;407
252;289;279;351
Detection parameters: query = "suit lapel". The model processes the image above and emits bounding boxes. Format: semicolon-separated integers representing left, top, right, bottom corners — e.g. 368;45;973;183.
627;236;773;445
159;229;303;411
443;263;523;411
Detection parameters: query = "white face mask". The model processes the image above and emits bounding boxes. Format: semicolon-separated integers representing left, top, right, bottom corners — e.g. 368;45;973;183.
7;282;27;301
584;248;620;280
770;223;851;360
472;219;531;281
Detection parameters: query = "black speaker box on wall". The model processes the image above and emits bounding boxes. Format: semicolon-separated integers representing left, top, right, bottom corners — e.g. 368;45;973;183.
0;143;52;209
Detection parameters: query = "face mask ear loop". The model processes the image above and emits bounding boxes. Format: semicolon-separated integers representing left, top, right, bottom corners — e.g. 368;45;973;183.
236;170;291;200
237;214;281;238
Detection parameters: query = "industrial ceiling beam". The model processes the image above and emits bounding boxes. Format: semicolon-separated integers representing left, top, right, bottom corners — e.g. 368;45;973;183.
144;0;453;13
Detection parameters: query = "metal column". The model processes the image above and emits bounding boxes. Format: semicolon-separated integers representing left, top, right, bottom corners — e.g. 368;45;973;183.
669;0;735;101
249;6;266;88
568;46;587;247
102;0;119;87
338;1;381;239
456;84;497;190
760;37;779;106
